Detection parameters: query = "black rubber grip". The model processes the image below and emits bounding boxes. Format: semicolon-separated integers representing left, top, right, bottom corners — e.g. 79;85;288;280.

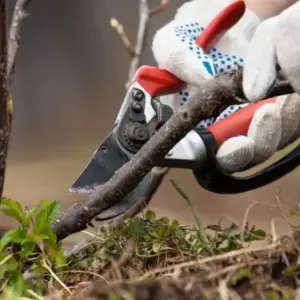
193;128;300;194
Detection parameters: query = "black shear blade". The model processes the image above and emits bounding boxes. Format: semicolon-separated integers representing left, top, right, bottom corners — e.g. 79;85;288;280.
69;130;130;193
95;167;166;220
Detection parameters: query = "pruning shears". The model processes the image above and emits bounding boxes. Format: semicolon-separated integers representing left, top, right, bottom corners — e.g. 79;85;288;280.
69;1;300;221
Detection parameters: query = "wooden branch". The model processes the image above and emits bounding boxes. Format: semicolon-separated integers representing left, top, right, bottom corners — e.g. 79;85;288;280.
7;0;32;86
150;0;168;16
127;0;151;83
110;0;168;85
51;70;293;241
101;0;169;227
0;0;32;201
102;167;169;230
110;17;136;57
0;0;9;201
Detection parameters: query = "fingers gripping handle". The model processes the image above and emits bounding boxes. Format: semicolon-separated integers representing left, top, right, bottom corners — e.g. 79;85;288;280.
193;128;300;194
133;0;246;98
208;97;276;146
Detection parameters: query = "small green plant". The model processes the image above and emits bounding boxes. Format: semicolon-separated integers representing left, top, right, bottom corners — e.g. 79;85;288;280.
0;198;66;299
0;183;269;298
170;179;267;254
70;205;267;283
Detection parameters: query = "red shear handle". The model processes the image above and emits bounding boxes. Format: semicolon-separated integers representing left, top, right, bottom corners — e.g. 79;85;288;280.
208;98;277;147
197;0;245;51
133;66;185;97
133;1;246;97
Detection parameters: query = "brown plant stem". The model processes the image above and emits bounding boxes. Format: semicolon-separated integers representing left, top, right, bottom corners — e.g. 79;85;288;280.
0;0;9;201
0;0;32;201
51;70;293;241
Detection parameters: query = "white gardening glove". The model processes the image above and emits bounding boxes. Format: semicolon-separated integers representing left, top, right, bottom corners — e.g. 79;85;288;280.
152;0;300;173
153;0;259;108
218;1;300;172
243;1;300;100
222;1;300;172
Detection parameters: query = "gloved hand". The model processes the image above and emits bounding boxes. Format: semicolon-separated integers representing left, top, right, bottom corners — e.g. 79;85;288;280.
243;1;300;100
227;0;300;172
152;0;300;173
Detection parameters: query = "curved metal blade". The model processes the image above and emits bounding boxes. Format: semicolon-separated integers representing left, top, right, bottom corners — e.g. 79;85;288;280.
95;167;168;221
69;130;167;220
69;130;130;193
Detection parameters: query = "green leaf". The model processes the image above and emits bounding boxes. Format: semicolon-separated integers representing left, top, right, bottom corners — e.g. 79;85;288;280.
145;210;156;220
230;268;252;286
1;287;32;300
282;264;299;276
9;270;27;295
35;200;60;231
31;263;48;275
0;198;23;223
156;226;169;239
252;229;266;238
152;241;162;253
206;224;222;232
265;291;280;300
0;227;25;250
0;255;18;275
281;288;294;300
290;208;299;216
170;179;210;247
171;219;180;228
21;241;36;257
41;226;57;245
159;217;170;225
54;246;66;267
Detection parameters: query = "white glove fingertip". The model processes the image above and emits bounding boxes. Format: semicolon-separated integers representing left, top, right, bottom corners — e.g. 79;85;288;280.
248;103;282;164
216;136;255;173
276;2;300;94
152;21;213;85
175;0;229;24
276;94;300;148
243;18;278;101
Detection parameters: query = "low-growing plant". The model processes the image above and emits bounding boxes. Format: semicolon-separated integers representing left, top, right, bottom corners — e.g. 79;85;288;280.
0;182;269;298
0;198;66;299
69;182;267;283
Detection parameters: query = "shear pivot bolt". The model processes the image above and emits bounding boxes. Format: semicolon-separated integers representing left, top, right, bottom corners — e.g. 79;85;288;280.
132;89;144;101
131;101;143;113
127;125;149;142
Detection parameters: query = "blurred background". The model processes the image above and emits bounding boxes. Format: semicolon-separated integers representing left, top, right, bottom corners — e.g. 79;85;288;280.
2;0;300;246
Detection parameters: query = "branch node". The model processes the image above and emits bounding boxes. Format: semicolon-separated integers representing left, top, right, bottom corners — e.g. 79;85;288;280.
149;0;168;16
110;17;136;57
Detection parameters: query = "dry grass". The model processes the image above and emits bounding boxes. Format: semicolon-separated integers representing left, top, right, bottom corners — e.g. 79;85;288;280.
42;197;300;300
45;231;300;300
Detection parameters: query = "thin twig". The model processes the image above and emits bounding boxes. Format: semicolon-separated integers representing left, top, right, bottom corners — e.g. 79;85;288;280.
110;17;136;57
100;0;169;227
0;0;9;201
42;258;71;294
7;0;32;85
240;201;259;243
51;67;293;242
150;0;168;16
52;0;294;241
137;240;280;281
0;0;33;201
102;166;169;229
127;0;151;83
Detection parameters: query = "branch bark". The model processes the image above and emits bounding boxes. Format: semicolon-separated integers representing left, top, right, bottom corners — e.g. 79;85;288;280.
7;0;32;86
101;0;169;228
0;0;9;202
0;0;32;201
51;69;293;241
